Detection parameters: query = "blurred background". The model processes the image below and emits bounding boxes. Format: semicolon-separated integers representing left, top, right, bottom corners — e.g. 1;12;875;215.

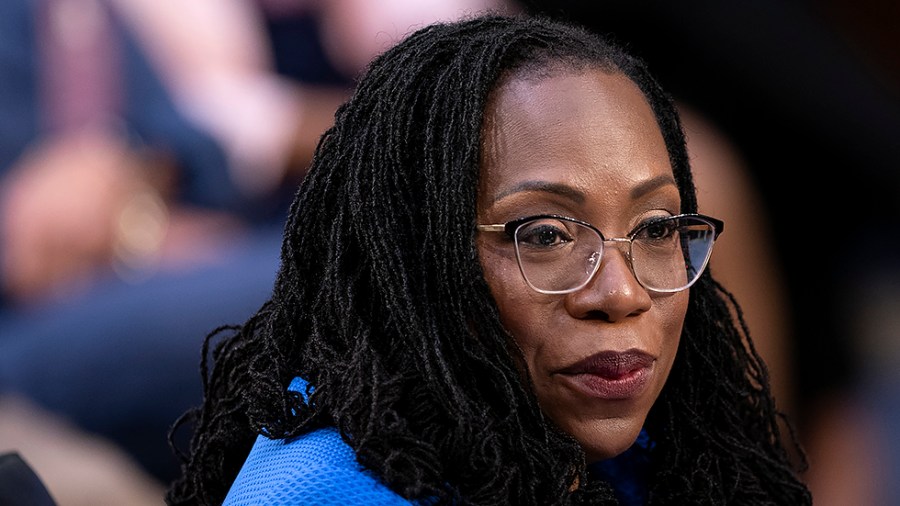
0;0;896;504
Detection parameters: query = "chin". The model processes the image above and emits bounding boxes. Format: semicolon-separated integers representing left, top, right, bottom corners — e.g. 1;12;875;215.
576;416;646;462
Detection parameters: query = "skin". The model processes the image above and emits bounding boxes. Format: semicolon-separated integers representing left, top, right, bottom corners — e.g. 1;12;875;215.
476;67;689;461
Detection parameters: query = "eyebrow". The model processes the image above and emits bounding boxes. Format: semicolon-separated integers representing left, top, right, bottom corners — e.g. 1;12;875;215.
492;180;585;204
630;174;678;200
491;174;678;205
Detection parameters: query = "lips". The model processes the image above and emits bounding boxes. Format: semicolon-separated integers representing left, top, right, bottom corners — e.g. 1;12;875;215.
559;350;655;399
563;350;654;378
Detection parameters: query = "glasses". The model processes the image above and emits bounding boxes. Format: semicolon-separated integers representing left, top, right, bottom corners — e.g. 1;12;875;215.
477;213;724;294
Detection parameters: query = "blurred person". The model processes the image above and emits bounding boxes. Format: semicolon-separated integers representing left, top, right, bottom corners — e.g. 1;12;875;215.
0;0;516;495
0;0;304;490
0;0;330;310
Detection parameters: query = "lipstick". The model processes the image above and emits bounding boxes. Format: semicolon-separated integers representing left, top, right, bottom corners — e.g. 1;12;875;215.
559;350;655;400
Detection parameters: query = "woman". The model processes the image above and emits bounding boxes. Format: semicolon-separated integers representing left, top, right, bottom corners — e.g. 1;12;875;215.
167;14;811;505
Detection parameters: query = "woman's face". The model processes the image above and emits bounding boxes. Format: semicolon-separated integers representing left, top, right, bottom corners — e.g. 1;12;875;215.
476;68;688;461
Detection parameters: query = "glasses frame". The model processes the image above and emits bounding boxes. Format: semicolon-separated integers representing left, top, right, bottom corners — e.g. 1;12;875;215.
477;213;724;294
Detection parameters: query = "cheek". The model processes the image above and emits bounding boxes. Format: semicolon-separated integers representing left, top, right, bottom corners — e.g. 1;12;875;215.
477;244;548;358
479;251;517;296
477;240;521;309
669;293;690;339
655;293;690;374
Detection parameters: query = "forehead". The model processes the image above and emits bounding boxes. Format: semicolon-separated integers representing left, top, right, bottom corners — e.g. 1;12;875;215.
479;67;675;213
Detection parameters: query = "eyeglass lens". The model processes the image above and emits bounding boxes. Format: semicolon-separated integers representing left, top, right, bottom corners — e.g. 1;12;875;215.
513;216;716;293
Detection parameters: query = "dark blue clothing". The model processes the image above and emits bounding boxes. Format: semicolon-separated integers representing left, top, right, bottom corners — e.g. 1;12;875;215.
589;430;653;506
0;0;39;174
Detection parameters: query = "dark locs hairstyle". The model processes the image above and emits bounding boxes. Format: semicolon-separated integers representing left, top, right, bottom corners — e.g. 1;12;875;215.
168;14;811;506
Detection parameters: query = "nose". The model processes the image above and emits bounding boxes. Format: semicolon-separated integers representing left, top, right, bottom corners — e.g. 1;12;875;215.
564;244;651;322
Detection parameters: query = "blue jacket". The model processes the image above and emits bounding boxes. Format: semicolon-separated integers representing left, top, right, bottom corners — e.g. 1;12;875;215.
224;377;651;505
224;377;412;505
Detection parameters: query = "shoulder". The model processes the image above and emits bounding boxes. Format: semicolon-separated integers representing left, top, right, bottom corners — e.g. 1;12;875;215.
224;428;412;505
224;381;413;505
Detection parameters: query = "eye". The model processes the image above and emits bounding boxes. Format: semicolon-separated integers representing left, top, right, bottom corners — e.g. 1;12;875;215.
636;217;678;242
516;218;575;248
